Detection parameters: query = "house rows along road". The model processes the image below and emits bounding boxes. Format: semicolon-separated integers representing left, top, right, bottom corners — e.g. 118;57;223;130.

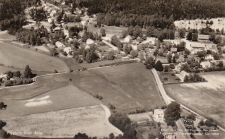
151;69;225;134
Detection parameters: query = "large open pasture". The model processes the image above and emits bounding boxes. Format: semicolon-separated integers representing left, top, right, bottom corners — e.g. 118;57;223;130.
0;41;69;73
164;71;225;128
3;105;122;138
65;63;165;113
0;84;101;119
0;74;70;100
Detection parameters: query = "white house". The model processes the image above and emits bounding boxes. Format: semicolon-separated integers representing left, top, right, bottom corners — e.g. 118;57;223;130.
55;41;65;48
200;61;211;69
86;39;94;45
64;47;72;54
0;74;7;81
123;35;132;43
176;70;190;82
153;109;164;122
205;54;214;61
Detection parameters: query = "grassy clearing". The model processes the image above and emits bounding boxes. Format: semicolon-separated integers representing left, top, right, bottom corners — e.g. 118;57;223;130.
3;105;122;138
65;63;165;113
164;71;225;128
0;84;102;119
0;41;69;73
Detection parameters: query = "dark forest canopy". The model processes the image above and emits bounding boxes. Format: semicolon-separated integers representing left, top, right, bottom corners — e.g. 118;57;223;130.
0;0;40;34
68;0;225;20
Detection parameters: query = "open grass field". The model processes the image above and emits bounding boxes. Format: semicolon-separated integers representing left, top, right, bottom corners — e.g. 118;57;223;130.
65;63;165;113
0;74;70;100
0;66;24;74
164;71;225;128
2;105;122;138
0;84;101;119
0;41;69;73
174;18;225;30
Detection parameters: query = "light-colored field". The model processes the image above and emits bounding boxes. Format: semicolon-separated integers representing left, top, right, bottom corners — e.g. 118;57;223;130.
0;41;69;73
128;112;153;123
0;82;102;119
3;105;122;138
0;66;23;74
34;45;50;52
66;63;165;113
0;31;16;40
0;74;69;100
175;18;225;30
165;71;225;128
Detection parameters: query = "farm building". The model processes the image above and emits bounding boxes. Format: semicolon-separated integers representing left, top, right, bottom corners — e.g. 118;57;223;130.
198;35;210;41
164;39;182;45
153;109;164;122
185;40;216;54
176;70;190;82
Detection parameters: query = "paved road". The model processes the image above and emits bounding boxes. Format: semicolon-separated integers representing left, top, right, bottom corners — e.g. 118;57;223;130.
151;69;191;139
151;68;225;134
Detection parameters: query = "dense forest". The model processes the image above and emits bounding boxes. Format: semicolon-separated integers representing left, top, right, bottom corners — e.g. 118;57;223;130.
0;0;40;34
66;0;225;29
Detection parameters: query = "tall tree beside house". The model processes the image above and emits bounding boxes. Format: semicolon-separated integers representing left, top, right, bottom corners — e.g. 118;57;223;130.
164;102;181;124
130;50;138;58
192;33;198;41
167;53;172;63
144;57;155;69
178;28;186;38
155;60;163;71
100;28;106;36
24;65;32;78
186;32;192;40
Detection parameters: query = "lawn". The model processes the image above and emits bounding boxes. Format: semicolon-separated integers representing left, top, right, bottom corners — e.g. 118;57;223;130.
2;105;122;138
0;41;69;73
65;63;165;113
158;72;180;84
164;71;225;128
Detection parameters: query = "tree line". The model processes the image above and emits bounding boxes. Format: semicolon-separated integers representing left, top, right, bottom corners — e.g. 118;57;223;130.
69;0;225;21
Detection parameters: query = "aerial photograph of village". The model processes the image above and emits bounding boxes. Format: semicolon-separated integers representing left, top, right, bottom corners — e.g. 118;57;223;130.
0;0;225;139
